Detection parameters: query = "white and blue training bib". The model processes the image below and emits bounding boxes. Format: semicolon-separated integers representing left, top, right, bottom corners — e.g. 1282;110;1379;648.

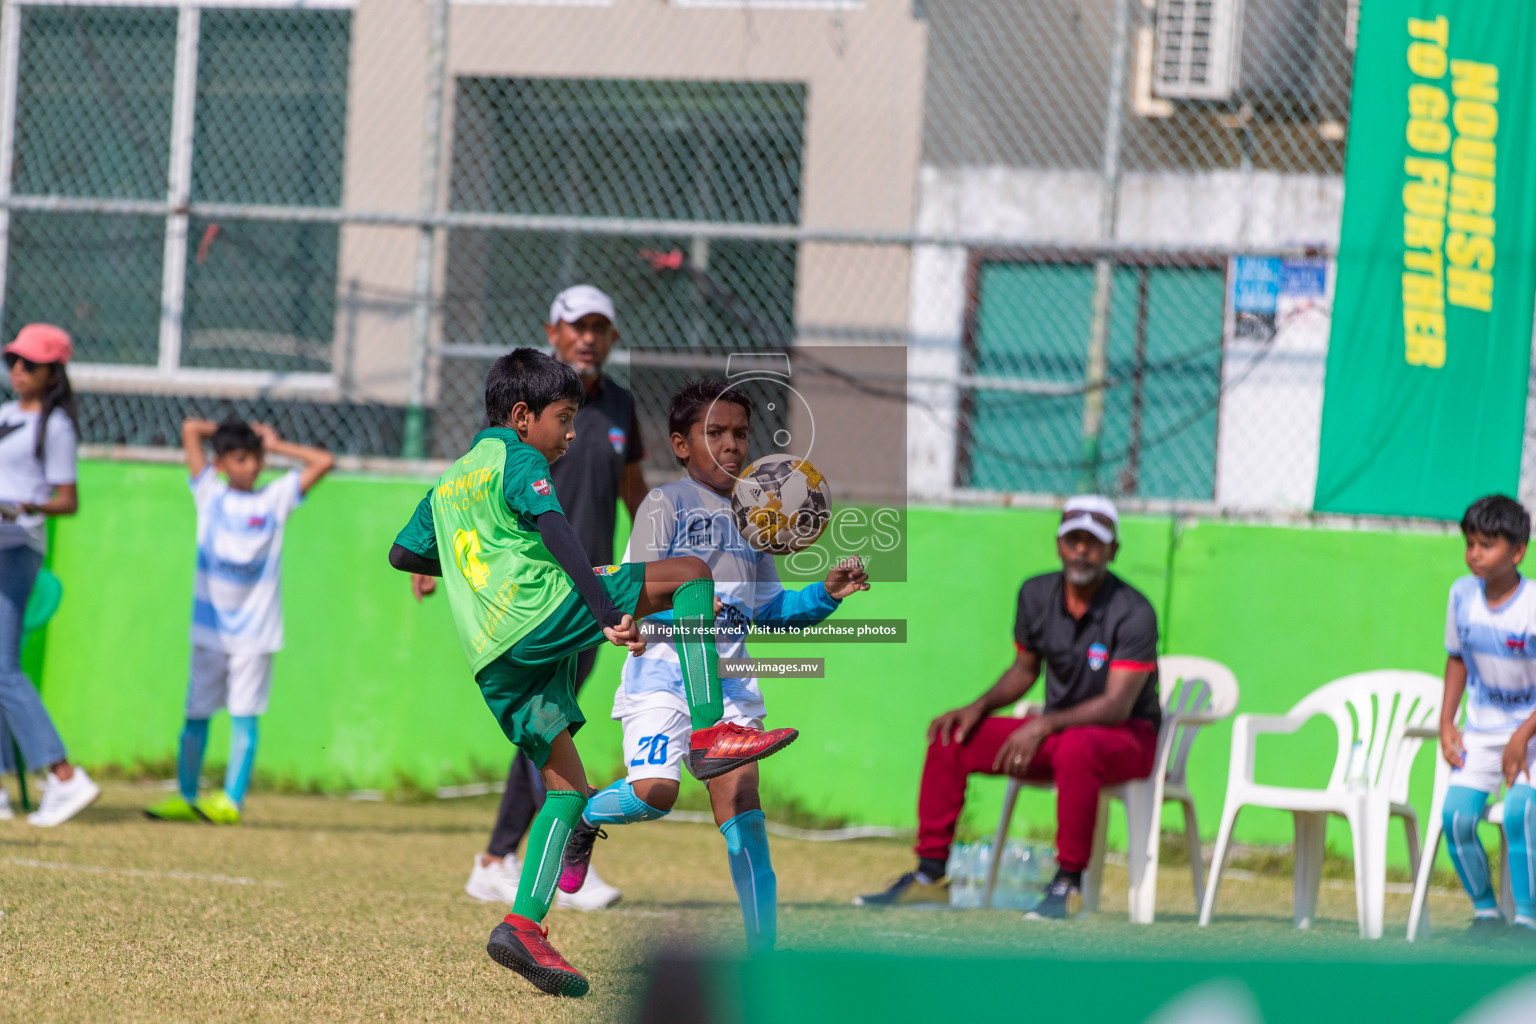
1446;574;1536;734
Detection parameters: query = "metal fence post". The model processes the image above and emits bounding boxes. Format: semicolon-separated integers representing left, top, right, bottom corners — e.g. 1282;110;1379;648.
403;0;449;459
1079;0;1131;493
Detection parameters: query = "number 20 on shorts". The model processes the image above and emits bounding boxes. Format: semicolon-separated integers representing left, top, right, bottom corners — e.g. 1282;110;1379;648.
630;734;670;767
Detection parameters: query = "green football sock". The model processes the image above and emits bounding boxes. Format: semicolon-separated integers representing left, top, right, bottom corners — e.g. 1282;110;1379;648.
511;789;588;922
674;577;723;730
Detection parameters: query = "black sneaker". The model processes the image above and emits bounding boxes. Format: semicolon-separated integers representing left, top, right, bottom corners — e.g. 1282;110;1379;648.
1463;915;1508;942
852;871;950;908
1024;877;1082;921
557;821;606;895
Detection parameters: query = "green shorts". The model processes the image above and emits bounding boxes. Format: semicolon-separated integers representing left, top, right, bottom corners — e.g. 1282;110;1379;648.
474;562;646;768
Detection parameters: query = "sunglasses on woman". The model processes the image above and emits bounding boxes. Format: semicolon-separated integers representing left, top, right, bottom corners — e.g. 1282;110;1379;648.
4;353;43;372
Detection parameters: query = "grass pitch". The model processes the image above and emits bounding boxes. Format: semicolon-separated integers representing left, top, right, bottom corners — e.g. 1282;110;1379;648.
0;783;1523;1023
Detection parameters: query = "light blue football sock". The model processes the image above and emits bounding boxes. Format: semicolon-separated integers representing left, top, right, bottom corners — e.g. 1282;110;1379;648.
178;719;210;802
720;809;776;955
225;716;259;807
1504;784;1536;921
583;778;668;826
1444;785;1499;912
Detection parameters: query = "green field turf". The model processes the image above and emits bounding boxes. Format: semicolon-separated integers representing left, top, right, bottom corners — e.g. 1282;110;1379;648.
0;784;1529;1023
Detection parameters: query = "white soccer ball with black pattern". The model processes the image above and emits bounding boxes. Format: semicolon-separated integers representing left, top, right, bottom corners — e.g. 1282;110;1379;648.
731;454;832;555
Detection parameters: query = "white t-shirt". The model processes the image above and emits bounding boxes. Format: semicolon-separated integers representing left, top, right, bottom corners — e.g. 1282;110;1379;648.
614;476;838;721
189;466;304;654
0;401;77;554
1446;574;1536;734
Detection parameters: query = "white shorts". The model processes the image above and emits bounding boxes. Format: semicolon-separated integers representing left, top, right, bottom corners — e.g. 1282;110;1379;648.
619;703;764;783
187;645;273;718
1450;729;1536;793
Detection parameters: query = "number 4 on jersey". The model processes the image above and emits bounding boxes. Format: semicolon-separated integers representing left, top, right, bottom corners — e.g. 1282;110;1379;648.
452;528;491;590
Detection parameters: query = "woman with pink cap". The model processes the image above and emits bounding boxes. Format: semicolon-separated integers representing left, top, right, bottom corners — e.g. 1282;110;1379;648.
0;323;98;825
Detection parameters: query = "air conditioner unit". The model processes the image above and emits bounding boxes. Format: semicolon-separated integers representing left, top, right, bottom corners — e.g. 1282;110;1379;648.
1153;0;1323;101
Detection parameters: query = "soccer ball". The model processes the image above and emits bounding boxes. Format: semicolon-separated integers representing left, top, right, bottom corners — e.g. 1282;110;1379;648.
731;454;832;555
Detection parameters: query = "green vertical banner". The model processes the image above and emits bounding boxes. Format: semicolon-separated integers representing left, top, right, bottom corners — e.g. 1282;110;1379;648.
1315;0;1536;519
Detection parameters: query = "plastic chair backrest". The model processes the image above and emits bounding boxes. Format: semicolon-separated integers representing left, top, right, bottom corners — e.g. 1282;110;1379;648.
1289;670;1441;800
1157;655;1240;786
22;567;63;636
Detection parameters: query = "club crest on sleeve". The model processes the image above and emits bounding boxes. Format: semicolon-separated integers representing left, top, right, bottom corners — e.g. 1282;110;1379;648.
608;427;626;454
593;565;620;576
532;478;551;496
1087;642;1108;671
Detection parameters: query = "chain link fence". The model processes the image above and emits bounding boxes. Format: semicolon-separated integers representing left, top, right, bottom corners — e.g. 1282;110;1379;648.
0;0;1360;512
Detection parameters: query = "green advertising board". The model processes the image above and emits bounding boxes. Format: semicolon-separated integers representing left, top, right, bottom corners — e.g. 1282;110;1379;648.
1315;0;1536;520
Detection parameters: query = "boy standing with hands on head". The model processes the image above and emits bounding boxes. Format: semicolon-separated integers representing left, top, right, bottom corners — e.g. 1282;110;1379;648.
145;417;334;825
387;349;798;997
1439;495;1536;941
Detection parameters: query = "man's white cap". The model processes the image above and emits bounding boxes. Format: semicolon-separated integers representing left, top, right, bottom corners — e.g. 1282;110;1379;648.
548;284;616;326
1057;494;1119;544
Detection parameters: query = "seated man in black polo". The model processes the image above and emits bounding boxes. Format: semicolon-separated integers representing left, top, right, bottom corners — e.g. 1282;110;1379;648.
858;495;1161;919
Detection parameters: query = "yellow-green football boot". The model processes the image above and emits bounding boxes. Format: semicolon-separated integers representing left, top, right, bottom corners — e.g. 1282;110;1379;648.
194;792;242;825
143;795;202;822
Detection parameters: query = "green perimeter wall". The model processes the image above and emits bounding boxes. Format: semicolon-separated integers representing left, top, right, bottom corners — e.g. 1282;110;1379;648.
38;461;1463;867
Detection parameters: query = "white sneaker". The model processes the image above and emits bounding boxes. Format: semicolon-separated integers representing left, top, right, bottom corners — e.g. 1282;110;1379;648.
464;853;521;904
26;768;100;827
0;787;12;820
555;866;621;911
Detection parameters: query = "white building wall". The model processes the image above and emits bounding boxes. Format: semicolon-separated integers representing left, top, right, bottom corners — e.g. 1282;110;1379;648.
908;166;1343;510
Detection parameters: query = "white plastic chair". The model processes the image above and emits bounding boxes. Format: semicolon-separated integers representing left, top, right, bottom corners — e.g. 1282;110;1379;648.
980;655;1239;924
1405;721;1513;941
1198;670;1440;939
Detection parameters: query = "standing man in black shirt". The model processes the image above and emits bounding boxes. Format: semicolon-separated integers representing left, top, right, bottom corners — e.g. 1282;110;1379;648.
856;496;1161;920
412;285;648;910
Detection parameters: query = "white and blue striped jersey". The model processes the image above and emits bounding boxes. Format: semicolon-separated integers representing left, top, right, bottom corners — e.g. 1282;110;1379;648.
1446;574;1536;734
189;466;303;655
614;476;839;720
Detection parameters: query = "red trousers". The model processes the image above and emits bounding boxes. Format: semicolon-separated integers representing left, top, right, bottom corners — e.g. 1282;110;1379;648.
915;715;1158;873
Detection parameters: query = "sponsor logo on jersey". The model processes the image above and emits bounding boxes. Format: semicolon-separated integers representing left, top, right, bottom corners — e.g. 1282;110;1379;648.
685;515;714;547
1087;642;1108;671
532;478;551;496
247;516;269;528
608;426;626;454
1508;635;1528;652
1481;683;1536;710
593;564;620;576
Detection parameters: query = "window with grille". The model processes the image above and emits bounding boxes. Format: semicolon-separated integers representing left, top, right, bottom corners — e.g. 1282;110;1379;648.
1153;0;1241;100
439;77;806;459
960;256;1226;501
1;4;351;374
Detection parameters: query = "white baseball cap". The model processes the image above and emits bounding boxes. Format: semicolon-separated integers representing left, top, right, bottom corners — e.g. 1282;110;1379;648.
1057;494;1119;544
548;284;616;326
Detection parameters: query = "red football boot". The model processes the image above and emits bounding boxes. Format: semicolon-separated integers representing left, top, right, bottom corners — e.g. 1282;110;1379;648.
687;721;799;781
486;913;589;997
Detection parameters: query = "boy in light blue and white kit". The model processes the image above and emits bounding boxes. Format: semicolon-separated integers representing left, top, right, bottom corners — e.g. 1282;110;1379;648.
554;379;869;953
1440;495;1536;941
145;417;333;825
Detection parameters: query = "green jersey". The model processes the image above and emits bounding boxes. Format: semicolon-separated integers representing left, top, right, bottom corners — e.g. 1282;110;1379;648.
394;428;574;672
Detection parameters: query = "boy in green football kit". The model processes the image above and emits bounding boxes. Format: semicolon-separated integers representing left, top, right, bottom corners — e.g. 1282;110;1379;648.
388;348;796;997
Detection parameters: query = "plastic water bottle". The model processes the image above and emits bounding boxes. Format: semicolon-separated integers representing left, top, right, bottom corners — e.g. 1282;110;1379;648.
993;841;1030;910
947;842;982;908
994;841;1058;910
